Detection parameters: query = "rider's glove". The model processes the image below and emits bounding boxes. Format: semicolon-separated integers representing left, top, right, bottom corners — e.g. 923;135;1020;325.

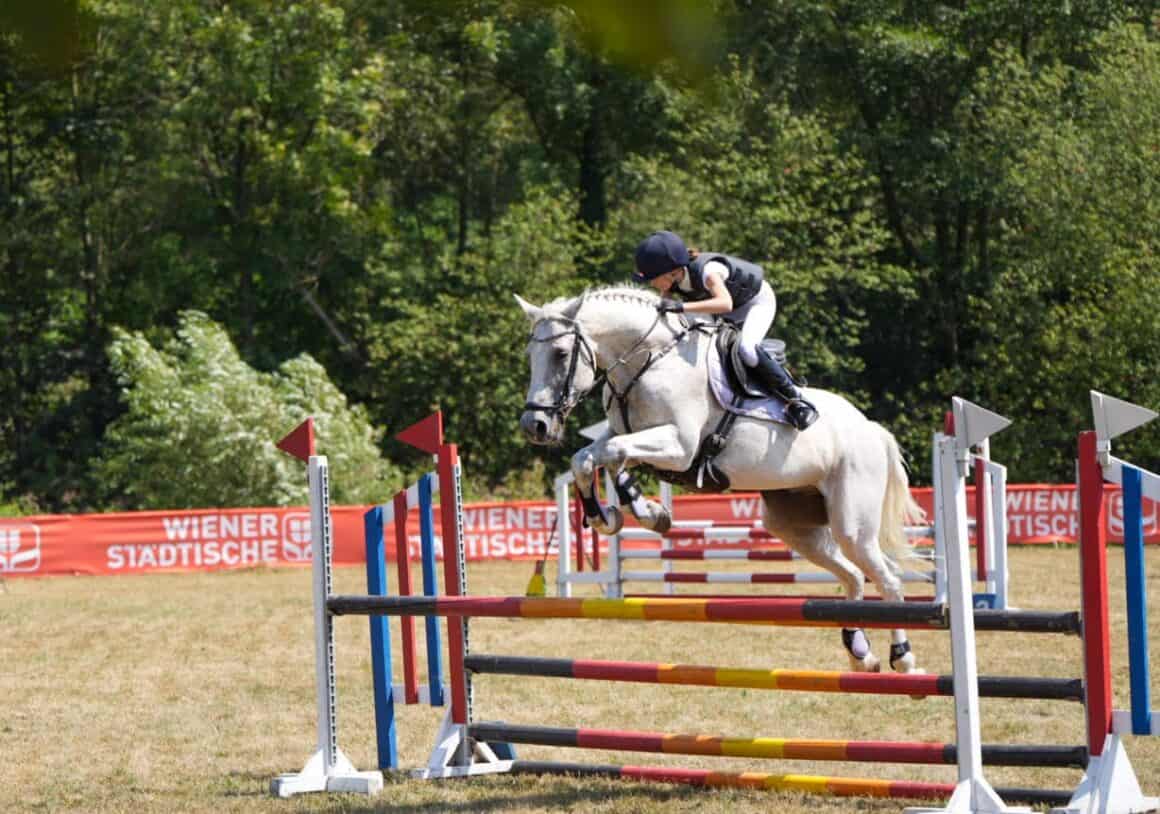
656;299;684;314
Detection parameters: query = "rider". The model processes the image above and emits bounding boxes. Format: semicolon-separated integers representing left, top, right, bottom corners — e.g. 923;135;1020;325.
631;230;819;431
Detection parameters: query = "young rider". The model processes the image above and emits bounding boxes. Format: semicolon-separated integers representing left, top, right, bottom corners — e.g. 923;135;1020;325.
631;230;819;431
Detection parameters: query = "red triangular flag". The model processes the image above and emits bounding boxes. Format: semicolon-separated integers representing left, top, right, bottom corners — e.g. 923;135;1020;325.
396;412;443;455
277;418;316;462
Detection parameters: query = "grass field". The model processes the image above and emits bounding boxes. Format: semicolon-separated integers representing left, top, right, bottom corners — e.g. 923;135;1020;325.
3;547;1158;813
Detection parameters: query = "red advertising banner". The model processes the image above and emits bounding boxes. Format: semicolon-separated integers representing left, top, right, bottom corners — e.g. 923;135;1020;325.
1;484;1155;579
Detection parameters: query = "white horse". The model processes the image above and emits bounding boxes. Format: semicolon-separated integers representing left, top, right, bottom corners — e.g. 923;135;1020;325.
516;285;927;674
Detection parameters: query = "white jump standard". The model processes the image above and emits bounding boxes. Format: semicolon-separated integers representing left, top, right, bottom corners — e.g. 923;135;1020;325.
270;419;383;797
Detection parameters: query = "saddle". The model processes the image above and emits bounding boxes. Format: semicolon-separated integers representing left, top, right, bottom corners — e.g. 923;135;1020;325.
633;322;807;495
715;322;806;396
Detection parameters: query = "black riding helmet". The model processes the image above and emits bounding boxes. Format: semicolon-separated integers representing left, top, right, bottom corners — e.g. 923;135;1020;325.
632;230;690;283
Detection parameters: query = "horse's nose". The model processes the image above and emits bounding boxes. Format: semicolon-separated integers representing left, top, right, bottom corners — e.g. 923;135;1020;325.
519;411;548;443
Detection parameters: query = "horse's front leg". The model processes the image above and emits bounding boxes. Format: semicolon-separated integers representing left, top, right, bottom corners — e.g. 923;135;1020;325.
571;438;623;536
610;470;671;534
571;424;690;536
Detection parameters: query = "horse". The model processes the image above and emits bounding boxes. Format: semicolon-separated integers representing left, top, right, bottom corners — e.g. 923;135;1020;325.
516;285;927;674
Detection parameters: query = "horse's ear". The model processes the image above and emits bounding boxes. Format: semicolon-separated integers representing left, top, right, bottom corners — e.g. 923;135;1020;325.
514;294;543;323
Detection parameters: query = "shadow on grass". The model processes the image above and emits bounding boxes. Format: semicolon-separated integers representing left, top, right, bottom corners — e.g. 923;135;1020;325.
351;779;707;814
221;769;709;811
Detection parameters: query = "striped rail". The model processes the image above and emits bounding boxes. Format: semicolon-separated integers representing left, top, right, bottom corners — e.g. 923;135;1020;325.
327;594;1081;634
627;548;798;560
620;570;935;584
464;654;1085;701
623;592;938;602
470;722;1088;768
507;761;1074;805
614;522;939;542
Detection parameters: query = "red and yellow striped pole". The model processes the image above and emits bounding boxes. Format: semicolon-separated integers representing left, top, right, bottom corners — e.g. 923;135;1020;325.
507;761;1073;805
328;594;949;628
463;654;1084;701
469;722;1086;768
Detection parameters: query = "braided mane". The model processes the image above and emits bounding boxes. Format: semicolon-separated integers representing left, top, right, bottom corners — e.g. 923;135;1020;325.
542;285;661;318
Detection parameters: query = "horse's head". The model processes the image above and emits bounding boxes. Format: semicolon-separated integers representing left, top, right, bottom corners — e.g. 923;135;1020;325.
515;293;601;446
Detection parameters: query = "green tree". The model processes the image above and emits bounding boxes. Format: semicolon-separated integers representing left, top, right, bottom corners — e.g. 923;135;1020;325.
98;311;398;509
1;1;177;509
364;185;604;492
609;61;909;399
964;26;1160;476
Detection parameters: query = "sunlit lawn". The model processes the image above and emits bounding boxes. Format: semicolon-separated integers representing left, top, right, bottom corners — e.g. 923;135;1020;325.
2;547;1157;813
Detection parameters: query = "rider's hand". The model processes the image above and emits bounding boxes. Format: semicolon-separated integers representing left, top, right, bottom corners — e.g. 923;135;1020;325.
656;299;684;314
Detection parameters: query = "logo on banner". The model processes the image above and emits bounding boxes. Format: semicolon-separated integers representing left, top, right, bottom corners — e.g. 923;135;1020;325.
1109;491;1159;537
0;524;41;573
282;513;312;562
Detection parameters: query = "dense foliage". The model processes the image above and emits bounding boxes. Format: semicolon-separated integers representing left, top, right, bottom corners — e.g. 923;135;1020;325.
1;1;1157;511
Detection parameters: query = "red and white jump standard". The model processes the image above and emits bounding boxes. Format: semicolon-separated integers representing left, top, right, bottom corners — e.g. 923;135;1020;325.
1053;392;1159;814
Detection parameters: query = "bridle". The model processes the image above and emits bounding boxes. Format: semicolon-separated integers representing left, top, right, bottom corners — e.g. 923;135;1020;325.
523;315;603;419
524;298;700;431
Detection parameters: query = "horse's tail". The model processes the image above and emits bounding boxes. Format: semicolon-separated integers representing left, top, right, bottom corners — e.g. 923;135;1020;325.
876;423;926;563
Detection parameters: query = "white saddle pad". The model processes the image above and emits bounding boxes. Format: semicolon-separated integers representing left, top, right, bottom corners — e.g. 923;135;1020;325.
707;348;791;425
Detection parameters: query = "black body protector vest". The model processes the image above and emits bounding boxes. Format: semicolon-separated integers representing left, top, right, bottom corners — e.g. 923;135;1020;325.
677;253;764;311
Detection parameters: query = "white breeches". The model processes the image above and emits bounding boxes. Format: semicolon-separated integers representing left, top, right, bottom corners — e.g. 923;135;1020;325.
730;282;777;367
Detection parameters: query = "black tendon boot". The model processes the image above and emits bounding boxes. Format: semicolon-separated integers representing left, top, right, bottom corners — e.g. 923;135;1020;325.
746;346;820;431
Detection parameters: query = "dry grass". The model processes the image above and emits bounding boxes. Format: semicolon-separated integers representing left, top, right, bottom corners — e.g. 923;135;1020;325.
2;547;1158;813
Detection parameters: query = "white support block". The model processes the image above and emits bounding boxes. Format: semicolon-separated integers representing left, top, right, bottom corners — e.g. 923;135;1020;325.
414;709;514;779
379;472;440;526
392;682;447;706
422;709;470;776
905;779;1031;814
1050;734;1159;814
413;762;516;779
271;748;384;797
1112;709;1160;737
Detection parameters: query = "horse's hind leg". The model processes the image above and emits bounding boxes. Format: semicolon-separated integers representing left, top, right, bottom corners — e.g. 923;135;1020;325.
824;483;922;675
761;491;881;673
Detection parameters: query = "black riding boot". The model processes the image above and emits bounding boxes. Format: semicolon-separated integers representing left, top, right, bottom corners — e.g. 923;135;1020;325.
745;346;820;431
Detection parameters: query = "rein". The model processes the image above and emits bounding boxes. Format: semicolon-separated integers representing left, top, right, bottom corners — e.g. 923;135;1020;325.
602;317;712;434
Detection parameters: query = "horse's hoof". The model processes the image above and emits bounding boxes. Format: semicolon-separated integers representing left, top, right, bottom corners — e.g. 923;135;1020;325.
891;651;920;675
593;505;624;536
648;506;672;534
